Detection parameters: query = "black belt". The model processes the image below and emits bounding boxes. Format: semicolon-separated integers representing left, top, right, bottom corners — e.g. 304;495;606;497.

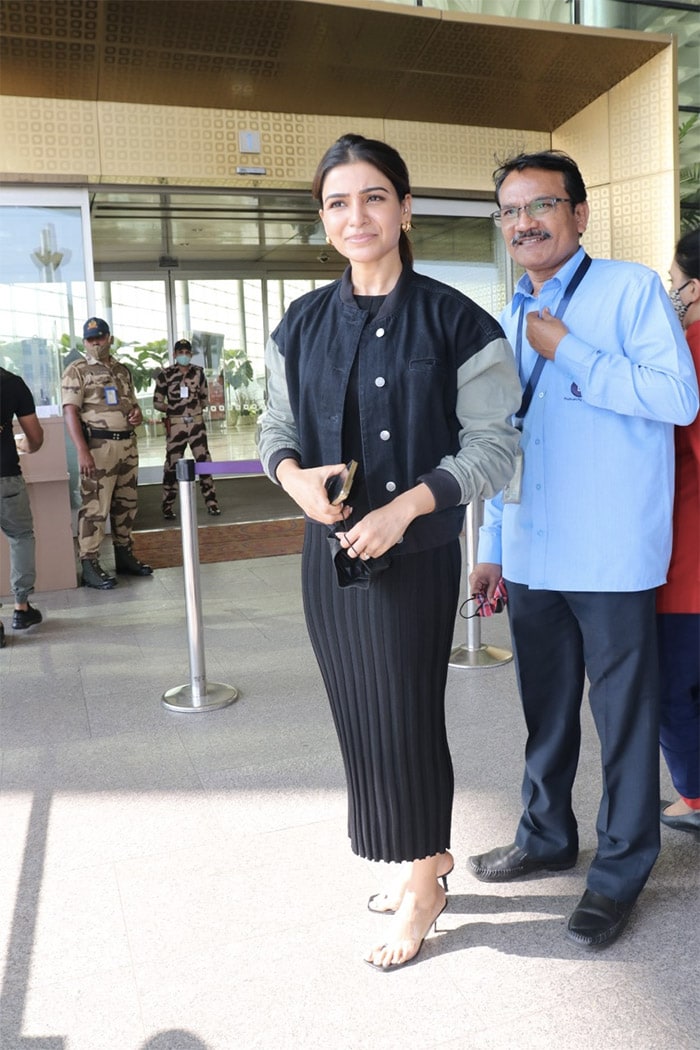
87;426;135;441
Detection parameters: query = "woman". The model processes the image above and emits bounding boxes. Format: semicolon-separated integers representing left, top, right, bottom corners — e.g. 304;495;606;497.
258;134;521;969
658;227;700;833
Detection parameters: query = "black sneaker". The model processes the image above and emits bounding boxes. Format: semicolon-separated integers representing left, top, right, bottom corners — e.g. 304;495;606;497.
12;602;43;629
0;622;5;648
207;505;221;516
162;508;176;520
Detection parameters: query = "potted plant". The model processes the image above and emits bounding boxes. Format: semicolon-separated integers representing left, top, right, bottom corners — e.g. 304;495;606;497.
116;339;167;435
222;348;254;426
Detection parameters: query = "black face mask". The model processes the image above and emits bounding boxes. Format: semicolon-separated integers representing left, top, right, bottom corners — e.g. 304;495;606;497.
326;533;392;589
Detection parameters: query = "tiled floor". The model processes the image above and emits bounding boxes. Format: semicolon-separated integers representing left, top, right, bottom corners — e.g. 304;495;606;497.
0;554;698;1050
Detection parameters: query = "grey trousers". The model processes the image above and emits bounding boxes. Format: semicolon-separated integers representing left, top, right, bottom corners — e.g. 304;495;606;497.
0;475;36;603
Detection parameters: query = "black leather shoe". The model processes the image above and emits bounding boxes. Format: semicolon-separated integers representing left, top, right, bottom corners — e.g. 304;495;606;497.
467;842;577;882
660;800;700;833
11;602;42;629
566;889;635;948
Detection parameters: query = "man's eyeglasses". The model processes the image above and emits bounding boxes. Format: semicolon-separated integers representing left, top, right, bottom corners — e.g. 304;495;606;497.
491;197;573;227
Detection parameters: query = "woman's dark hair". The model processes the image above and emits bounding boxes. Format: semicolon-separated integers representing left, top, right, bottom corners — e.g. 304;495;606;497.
492;149;587;209
675;227;700;280
312;133;413;266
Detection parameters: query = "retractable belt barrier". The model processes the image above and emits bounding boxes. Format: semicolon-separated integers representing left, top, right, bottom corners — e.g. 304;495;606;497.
161;458;240;713
449;499;512;669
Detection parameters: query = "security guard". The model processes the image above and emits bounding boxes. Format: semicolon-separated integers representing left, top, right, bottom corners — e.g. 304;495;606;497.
62;317;153;589
152;338;220;519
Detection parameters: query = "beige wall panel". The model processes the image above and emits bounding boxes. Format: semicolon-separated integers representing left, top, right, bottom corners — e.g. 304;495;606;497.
385;121;549;193
581;184;612;260
98;103;385;188
610;170;677;276
0;96;99;178
553;94;610;189
609;49;676;183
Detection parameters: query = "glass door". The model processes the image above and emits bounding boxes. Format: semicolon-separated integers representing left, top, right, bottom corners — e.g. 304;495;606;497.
0;187;94;410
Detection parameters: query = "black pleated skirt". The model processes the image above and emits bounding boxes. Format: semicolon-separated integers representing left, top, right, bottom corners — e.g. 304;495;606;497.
302;521;460;863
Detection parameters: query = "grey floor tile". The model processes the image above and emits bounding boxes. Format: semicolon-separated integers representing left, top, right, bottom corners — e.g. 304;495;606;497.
1;553;697;1050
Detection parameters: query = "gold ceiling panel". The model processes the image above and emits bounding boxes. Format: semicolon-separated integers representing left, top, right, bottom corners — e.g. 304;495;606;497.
0;0;670;133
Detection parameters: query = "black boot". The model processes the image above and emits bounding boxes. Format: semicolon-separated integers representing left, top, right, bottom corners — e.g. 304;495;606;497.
114;544;153;576
81;559;117;589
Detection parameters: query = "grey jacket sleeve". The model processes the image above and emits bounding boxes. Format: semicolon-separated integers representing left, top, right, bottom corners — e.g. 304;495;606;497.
256;335;302;482
424;335;521;508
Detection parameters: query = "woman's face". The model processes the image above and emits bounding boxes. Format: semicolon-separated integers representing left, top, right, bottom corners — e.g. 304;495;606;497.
319;160;410;268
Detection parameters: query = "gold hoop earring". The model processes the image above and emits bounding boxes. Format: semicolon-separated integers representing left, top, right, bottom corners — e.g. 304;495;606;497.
401;221;412;233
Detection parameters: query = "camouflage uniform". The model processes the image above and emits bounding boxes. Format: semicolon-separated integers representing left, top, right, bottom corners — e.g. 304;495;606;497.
152;363;218;514
61;354;140;559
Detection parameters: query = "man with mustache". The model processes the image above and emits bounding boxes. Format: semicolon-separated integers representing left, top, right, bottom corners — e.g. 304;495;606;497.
62;317;153;589
469;151;698;947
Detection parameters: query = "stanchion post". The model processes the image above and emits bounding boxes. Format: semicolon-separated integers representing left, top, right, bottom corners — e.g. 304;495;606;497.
449;499;512;669
161;458;239;712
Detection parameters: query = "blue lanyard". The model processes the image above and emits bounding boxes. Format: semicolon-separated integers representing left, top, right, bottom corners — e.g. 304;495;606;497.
514;252;592;423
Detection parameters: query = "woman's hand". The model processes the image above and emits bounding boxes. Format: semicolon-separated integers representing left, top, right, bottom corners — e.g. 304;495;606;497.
277;460;351;525
335;484;435;560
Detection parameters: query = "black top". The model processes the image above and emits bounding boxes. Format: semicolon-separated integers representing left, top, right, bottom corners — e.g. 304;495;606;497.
0;368;36;477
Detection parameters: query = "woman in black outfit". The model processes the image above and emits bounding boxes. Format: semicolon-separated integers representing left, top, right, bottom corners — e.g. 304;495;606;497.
258;134;521;970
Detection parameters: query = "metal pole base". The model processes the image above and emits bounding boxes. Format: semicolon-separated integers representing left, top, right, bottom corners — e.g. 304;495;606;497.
449;643;513;669
161;682;239;713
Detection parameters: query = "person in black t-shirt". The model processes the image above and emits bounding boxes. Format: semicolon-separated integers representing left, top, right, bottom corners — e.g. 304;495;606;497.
0;368;44;645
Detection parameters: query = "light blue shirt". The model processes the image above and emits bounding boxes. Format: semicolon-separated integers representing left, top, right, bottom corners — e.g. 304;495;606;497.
478;247;699;591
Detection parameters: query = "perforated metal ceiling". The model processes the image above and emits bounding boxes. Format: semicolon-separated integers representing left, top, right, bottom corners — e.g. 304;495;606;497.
0;0;670;133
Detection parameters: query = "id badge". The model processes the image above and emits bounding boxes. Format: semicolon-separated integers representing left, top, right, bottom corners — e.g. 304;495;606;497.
180;384;189;399
503;447;523;505
104;385;119;406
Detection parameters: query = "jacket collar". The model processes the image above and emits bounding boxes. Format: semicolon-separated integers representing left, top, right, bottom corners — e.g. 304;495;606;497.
339;263;414;321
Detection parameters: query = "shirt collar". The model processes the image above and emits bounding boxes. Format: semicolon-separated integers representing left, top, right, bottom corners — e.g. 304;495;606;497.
511;245;586;314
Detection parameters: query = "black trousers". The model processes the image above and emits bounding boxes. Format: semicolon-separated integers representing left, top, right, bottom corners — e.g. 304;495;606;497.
507;582;660;903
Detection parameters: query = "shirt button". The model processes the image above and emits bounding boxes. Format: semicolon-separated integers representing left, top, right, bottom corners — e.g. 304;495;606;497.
538;391;544;398
536;484;541;490
375;377;386;387
376;328;385;338
386;481;396;492
380;430;390;441
534;439;541;445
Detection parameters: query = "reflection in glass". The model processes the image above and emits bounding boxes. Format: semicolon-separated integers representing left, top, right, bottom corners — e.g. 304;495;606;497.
0;205;88;406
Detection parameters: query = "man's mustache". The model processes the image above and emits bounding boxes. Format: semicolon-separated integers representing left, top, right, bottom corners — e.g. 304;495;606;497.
511;230;552;246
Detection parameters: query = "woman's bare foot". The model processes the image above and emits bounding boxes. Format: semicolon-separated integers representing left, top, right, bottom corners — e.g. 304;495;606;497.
367;851;453;914
365;885;447;970
662;798;697;817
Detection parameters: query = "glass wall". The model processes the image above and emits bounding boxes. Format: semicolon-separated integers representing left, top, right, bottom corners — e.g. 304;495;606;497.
0;188;93;409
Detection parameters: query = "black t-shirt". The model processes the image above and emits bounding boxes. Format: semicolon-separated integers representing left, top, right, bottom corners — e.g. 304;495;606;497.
0;368;36;477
